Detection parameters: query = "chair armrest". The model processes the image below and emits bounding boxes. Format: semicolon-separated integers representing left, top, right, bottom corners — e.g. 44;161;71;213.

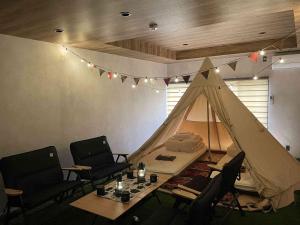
62;165;92;171
5;188;23;197
208;164;222;172
172;189;197;200
177;184;201;195
74;165;92;170
112;153;129;156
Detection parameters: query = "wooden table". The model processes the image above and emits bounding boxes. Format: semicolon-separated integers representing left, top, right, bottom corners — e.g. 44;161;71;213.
70;173;171;222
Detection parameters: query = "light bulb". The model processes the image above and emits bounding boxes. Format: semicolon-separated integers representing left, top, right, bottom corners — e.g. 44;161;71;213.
215;67;220;73
144;78;148;83
60;46;68;55
253;75;258;80
132;84;136;88
113;73;118;78
149;78;154;82
175;77;179;82
155;90;159;93
87;62;93;68
279;58;284;63
259;50;265;56
80;59;84;63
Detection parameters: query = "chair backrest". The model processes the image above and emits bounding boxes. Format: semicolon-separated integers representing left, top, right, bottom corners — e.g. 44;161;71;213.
188;174;223;225
0;172;7;216
70;136;115;171
0;146;63;197
219;151;245;197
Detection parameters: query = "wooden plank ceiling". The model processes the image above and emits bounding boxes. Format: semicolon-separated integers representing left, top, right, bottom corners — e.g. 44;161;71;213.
0;0;299;63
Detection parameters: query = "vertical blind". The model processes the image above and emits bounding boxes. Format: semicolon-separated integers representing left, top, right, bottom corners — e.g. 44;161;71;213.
166;78;269;127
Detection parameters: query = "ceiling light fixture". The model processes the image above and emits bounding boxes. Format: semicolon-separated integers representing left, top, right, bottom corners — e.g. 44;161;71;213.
120;11;132;17
55;28;64;33
149;22;158;31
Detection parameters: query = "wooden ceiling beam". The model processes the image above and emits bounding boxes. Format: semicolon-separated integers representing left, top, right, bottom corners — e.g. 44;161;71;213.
176;36;297;60
293;8;300;47
107;39;176;60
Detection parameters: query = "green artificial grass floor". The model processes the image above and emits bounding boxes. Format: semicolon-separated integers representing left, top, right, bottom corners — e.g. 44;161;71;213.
4;189;300;225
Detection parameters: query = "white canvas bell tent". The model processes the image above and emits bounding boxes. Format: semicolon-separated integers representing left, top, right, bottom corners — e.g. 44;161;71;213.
130;57;300;209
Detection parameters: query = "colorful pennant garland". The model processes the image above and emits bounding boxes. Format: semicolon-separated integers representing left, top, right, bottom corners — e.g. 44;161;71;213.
249;52;258;62
99;69;105;76
107;71;113;79
228;61;238;71
134;78;140;85
121;75;127;83
182;75;191;84
164;78;171;86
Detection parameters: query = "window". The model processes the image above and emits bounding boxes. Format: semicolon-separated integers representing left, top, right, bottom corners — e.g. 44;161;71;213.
166;78;269;128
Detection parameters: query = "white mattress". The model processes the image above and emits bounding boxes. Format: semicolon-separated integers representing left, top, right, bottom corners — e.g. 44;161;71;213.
141;145;206;175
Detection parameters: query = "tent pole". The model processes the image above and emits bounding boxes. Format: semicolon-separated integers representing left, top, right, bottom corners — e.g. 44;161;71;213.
212;109;222;150
207;100;212;161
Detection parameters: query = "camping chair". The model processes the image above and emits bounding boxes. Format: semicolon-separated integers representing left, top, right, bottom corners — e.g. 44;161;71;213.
137;174;223;225
0;146;84;217
70;136;131;187
173;151;246;217
0;172;9;225
211;151;246;217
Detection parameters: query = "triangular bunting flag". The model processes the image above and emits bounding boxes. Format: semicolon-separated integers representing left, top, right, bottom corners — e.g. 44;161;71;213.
164;78;171;86
134;78;140;85
107;72;113;80
228;61;237;71
182;75;190;84
201;70;209;79
249;52;258;62
121;75;127;83
98;69;105;77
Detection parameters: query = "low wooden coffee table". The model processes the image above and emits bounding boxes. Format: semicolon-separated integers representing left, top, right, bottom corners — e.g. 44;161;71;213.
70;173;171;223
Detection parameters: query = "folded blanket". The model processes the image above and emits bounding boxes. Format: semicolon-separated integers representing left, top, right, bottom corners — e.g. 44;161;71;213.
165;132;205;153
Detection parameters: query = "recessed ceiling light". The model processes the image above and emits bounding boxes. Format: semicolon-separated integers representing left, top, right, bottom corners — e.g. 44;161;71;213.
259;31;266;35
183;43;189;46
120;11;132;17
54;28;64;33
149;22;158;31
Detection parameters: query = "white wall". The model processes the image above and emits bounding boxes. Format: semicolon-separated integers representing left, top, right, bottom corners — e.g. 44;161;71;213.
269;55;300;158
0;34;167;166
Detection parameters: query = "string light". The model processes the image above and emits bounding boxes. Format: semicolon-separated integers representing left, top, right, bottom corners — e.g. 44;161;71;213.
174;77;179;83
279;58;284;63
87;62;93;68
253;75;258;80
132;84;136;88
144;77;148;83
149;78;154;82
259;50;265;56
80;59;84;63
215;67;220;73
60;46;68;55
155;90;160;93
113;73;118;78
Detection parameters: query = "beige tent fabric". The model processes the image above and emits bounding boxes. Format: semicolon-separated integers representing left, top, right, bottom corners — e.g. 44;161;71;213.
130;57;300;209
